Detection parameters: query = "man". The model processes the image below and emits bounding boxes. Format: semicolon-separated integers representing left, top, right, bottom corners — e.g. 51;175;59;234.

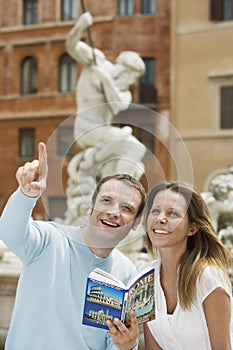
0;142;146;350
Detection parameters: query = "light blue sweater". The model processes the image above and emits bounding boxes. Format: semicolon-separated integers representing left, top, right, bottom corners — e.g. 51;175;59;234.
0;189;136;350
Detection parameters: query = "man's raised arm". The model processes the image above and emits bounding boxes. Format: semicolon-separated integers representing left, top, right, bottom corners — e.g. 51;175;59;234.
0;142;48;259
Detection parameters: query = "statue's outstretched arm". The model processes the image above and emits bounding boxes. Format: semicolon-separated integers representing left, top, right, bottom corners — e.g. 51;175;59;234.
66;12;93;63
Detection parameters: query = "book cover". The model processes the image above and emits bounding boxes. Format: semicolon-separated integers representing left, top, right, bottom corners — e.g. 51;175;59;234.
125;268;155;325
82;265;155;329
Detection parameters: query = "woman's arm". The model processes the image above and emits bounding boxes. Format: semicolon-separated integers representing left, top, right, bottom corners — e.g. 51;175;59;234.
143;323;163;350
203;287;232;350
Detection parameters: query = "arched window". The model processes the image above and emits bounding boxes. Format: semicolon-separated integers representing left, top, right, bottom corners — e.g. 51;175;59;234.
20;56;38;95
61;0;77;21
59;54;77;92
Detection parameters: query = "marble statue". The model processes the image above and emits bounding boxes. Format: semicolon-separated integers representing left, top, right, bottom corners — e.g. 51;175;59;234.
64;11;146;224
202;168;233;283
202;170;233;230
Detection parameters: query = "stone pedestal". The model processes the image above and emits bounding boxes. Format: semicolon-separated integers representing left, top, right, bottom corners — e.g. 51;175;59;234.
0;254;21;349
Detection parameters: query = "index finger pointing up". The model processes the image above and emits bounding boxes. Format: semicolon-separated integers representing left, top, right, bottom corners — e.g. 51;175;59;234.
38;142;48;179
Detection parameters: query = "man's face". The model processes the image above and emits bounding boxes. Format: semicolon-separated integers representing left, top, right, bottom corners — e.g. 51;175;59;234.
88;179;142;248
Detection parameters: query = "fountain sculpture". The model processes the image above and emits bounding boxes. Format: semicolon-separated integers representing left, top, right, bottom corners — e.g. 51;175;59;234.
63;12;147;225
202;167;233;281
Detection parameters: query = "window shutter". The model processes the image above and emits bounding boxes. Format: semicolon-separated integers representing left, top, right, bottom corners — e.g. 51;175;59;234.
221;86;233;129
210;0;223;21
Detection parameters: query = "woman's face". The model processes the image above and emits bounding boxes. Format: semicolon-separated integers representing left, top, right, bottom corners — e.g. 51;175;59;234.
146;189;195;251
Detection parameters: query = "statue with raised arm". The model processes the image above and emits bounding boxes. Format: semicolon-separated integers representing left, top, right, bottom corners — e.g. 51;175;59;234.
202;169;233;283
202;171;233;229
64;12;146;224
66;12;145;149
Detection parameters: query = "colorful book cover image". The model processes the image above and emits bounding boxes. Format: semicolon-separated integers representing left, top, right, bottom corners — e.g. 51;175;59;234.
82;278;126;329
125;269;155;324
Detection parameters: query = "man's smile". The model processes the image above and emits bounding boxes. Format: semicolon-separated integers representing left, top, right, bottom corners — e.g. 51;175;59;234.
101;219;120;228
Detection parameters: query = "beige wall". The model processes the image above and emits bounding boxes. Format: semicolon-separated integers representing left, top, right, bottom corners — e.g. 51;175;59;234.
171;0;233;190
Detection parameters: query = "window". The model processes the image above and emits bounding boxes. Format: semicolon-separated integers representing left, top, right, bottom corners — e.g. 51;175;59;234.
48;196;67;220
23;0;38;25
19;129;35;158
57;126;74;158
209;74;233;129
210;0;233;21
118;0;134;16
223;0;233;19
141;0;157;14
140;58;157;103
59;54;77;92
21;57;38;95
61;0;77;21
221;86;233;128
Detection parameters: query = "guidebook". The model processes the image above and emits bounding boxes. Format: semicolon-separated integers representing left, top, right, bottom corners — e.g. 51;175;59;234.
82;265;155;330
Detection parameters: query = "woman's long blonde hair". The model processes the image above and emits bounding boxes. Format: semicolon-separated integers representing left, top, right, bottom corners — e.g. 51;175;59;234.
144;181;231;309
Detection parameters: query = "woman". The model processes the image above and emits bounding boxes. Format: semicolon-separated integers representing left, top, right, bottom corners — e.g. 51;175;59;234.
143;181;232;350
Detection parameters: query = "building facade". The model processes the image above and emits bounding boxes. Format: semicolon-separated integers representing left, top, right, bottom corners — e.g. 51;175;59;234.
0;0;170;219
171;0;233;191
